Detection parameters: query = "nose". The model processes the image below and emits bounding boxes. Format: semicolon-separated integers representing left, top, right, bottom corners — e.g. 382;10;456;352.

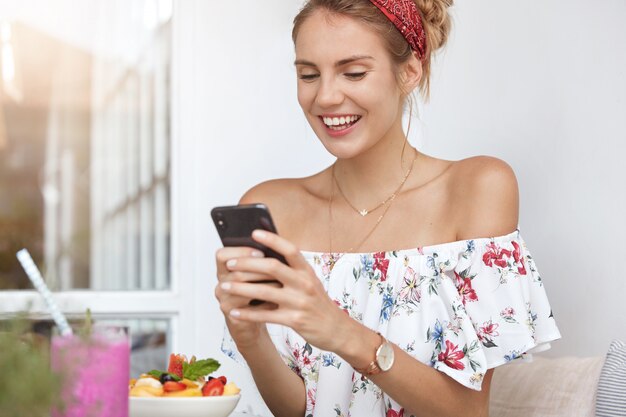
315;76;344;108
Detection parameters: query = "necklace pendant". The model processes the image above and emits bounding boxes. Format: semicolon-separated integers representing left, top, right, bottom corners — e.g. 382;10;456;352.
359;209;368;217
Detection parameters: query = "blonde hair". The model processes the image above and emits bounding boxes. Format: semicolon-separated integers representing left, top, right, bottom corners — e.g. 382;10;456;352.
292;0;453;100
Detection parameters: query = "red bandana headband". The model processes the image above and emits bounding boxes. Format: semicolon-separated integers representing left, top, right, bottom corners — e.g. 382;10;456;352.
369;0;427;60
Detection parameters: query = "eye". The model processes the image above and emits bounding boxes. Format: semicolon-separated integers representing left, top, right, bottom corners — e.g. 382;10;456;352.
298;73;319;82
345;72;367;80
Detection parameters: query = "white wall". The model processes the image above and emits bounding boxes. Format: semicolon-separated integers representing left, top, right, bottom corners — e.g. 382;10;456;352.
419;0;626;358
176;1;626;414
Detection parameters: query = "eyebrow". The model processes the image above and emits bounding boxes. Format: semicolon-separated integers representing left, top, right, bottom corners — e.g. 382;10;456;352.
294;55;375;67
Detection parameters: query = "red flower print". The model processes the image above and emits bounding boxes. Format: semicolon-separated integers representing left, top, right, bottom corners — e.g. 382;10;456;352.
483;242;512;268
477;320;500;348
373;252;389;281
501;307;515;317
438;340;465;370
307;388;316;411
454;272;478;305
511;241;527;275
387;408;405;417
478;320;500;340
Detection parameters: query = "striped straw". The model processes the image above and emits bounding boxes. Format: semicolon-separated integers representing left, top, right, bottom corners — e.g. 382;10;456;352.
16;249;73;336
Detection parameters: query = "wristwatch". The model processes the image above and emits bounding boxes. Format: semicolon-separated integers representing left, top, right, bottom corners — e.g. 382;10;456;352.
355;332;395;377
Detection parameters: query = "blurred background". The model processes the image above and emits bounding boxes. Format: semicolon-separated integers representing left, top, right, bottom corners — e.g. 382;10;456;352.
0;0;624;415
0;0;172;378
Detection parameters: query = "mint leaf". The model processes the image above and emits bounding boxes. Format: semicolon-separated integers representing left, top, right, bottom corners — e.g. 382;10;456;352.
147;370;181;381
182;359;220;380
79;308;93;341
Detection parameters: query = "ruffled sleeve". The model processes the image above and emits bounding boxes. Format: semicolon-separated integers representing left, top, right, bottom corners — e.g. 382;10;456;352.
221;323;299;372
409;230;561;390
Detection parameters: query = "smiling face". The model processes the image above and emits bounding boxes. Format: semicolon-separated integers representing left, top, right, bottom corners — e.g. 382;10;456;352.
294;10;408;159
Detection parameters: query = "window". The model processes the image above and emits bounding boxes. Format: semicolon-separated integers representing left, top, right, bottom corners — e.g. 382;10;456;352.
0;0;183;373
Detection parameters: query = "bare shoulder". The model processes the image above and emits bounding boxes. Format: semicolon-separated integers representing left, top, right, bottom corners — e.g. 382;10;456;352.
240;178;302;204
239;177;308;213
449;155;519;240
239;173;328;235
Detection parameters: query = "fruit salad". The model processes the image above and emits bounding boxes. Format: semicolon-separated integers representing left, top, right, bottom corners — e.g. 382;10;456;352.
129;354;240;398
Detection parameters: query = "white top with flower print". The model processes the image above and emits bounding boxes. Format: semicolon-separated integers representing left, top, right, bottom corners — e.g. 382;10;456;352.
222;229;561;417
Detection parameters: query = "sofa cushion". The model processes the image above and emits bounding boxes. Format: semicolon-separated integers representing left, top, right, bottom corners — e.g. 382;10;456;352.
596;339;626;417
489;356;604;417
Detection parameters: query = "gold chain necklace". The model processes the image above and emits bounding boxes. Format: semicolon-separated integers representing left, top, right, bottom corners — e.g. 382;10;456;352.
328;151;417;253
333;152;417;217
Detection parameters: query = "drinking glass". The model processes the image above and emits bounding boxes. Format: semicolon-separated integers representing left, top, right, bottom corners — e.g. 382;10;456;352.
51;325;130;417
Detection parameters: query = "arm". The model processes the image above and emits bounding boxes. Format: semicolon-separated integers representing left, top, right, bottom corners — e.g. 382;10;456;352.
237;327;306;417
215;248;307;417
337;319;493;417
214;184;306;416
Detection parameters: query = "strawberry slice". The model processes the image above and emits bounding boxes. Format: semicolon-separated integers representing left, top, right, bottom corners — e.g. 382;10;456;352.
217;375;227;385
163;381;187;392
202;379;224;396
167;353;186;379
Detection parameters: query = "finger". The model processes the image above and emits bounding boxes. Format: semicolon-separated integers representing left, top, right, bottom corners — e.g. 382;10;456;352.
220;281;288;306
217;292;278;315
226;270;281;284
215;247;265;276
225;256;296;286
216;246;265;261
216;247;264;270
215;285;251;306
216;282;280;313
228;306;287;326
224;302;278;327
251;230;310;270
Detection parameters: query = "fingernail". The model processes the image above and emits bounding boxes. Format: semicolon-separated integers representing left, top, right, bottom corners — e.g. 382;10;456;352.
251;250;264;258
226;259;237;268
220;282;231;291
229;309;240;317
253;230;267;239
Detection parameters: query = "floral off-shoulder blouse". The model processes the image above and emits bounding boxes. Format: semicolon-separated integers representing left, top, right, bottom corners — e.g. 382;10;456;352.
222;229;561;417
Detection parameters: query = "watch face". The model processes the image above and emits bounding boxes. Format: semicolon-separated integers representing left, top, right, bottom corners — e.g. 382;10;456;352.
377;341;395;371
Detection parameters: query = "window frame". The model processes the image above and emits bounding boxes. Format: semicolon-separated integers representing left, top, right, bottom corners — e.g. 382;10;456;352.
0;0;197;354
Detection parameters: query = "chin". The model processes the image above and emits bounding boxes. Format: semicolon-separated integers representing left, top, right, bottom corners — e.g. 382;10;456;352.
317;137;372;160
306;117;378;160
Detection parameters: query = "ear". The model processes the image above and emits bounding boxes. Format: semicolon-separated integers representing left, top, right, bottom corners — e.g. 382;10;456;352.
398;52;422;96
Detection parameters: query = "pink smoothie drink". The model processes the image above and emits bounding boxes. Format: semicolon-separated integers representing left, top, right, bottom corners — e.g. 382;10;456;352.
51;327;130;417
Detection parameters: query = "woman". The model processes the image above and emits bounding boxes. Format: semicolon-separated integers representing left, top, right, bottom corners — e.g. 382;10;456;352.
215;1;560;416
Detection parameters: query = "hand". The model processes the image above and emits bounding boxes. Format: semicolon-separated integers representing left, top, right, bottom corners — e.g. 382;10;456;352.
218;230;350;352
214;246;279;350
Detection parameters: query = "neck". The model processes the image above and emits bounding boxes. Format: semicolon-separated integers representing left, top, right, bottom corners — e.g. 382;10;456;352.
332;120;418;206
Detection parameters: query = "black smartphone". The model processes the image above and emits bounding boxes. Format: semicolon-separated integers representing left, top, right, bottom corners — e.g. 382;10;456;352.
211;204;286;306
211;203;287;264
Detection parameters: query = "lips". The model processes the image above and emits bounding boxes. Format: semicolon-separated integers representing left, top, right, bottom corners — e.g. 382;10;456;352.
319;115;362;132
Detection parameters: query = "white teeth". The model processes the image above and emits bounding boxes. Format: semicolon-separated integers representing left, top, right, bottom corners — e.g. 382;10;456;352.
322;115;360;128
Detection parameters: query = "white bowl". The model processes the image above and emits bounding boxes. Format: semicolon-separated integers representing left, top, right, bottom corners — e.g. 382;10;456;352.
130;395;241;417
